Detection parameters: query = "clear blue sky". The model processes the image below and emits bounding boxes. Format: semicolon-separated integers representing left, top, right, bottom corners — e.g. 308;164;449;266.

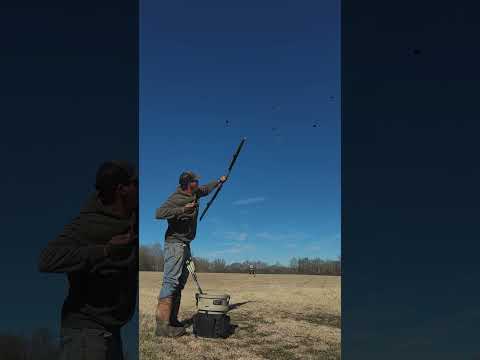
140;0;340;266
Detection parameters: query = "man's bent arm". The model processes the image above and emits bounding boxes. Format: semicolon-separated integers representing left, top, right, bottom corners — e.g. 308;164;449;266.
38;224;106;273
155;197;185;220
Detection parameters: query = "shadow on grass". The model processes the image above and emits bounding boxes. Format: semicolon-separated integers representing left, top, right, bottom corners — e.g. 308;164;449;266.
228;323;239;336
279;310;341;329
302;313;341;328
228;301;254;311
180;316;194;328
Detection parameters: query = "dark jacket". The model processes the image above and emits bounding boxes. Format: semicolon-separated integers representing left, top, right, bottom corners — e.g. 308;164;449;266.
38;193;138;331
155;181;218;243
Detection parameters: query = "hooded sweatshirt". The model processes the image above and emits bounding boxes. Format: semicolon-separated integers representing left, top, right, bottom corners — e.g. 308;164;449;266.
38;193;138;331
155;181;218;243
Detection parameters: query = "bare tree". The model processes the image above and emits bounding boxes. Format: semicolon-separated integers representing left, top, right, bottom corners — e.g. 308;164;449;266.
139;243;164;271
149;243;164;271
212;258;227;273
192;256;211;272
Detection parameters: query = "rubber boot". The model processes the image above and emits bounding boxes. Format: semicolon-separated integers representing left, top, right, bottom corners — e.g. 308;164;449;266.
155;296;186;337
170;293;184;327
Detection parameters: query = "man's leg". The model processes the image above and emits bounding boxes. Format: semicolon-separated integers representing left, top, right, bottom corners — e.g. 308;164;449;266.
59;328;82;360
170;291;183;327
108;329;124;360
170;244;191;327
155;242;187;337
59;328;120;360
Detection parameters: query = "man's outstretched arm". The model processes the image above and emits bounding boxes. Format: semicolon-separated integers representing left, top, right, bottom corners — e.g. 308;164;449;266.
197;176;227;198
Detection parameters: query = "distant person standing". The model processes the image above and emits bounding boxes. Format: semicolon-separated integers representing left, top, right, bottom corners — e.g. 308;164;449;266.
38;161;138;360
154;171;227;337
249;264;256;277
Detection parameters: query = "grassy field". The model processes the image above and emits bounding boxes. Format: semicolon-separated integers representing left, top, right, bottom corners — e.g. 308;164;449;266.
140;272;341;360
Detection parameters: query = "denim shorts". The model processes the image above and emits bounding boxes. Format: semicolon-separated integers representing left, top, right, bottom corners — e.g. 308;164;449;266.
159;241;191;299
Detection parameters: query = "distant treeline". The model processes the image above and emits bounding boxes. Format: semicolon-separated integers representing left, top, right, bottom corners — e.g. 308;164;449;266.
140;243;341;276
0;329;132;360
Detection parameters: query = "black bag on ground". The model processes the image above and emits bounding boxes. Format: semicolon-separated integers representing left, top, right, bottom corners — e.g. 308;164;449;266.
193;312;231;338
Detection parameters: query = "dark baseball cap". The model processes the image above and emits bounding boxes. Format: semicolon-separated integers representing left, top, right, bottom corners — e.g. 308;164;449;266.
95;160;137;192
179;170;200;186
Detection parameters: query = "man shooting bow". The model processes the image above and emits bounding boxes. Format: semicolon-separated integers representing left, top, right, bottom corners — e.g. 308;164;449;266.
154;171;227;337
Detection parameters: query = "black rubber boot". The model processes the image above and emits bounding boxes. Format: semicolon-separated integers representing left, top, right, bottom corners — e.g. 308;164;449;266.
170;293;184;327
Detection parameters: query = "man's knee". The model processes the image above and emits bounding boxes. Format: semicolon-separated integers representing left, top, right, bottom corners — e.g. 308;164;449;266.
160;273;187;298
162;264;185;288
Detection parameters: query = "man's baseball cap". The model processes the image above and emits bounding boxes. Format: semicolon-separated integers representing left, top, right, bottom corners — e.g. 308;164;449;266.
179;170;200;186
95;160;138;192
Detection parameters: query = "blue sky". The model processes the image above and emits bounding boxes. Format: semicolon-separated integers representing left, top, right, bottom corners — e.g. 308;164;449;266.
140;0;340;265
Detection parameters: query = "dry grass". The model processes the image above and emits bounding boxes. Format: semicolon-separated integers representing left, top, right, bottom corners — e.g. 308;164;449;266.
140;272;341;360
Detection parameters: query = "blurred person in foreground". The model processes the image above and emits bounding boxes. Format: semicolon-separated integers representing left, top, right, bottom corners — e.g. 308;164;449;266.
39;161;138;360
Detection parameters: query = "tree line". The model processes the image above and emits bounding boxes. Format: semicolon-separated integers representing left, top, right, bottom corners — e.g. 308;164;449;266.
140;243;341;276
